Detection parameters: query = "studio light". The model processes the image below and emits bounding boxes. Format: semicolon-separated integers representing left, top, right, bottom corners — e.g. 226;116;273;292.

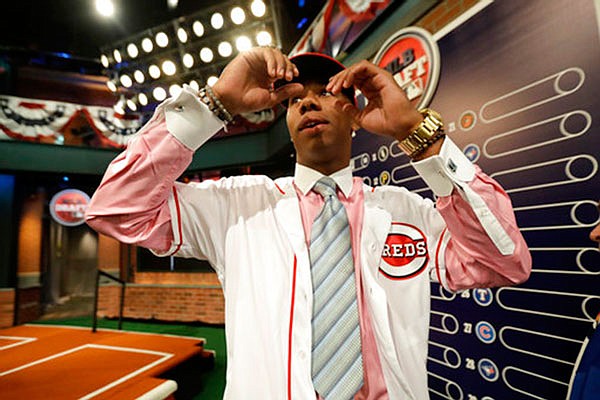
256;30;272;46
126;98;137;111
251;0;266;17
113;49;122;63
148;64;161;79
192;20;204;37
236;36;252;52
231;7;246;25
169;84;182;97
141;38;154;53
119;74;133;88
177;27;188;43
138;92;148;106
127;43;139;58
134;69;145;83
107;79;117;92
211;12;224;29
96;0;115;17
100;54;109;68
155;32;169;48
153;87;167;101
182;53;194;68
218;41;233;57
188;80;200;91
207;76;218;86
161;60;176;76
200;47;214;63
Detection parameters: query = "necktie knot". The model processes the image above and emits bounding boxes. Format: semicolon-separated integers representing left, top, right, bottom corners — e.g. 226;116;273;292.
313;177;338;198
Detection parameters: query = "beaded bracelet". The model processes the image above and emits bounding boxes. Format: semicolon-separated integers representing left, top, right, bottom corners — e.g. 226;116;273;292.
198;85;234;124
206;85;234;123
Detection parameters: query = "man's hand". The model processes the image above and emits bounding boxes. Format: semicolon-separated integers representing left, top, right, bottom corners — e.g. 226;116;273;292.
326;60;423;140
212;47;303;116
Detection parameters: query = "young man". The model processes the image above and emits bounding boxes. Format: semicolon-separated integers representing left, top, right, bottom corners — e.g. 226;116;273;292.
86;47;531;399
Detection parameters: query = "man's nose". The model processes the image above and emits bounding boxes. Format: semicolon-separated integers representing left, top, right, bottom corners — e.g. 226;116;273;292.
300;93;321;113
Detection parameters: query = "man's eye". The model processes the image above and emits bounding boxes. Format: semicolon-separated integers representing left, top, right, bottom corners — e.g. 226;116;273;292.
290;97;301;104
321;90;333;97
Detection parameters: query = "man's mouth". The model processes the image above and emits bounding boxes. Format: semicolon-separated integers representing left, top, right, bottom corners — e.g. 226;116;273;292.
299;118;328;132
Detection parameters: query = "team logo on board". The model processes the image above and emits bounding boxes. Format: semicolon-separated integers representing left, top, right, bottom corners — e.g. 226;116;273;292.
49;189;90;227
380;223;429;280
473;288;493;306
373;27;440;110
478;358;499;382
475;321;496;344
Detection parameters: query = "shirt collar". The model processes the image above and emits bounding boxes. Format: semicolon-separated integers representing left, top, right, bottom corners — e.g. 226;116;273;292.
294;163;353;197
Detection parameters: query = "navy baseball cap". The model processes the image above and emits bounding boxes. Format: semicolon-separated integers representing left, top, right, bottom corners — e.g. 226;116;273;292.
274;52;356;107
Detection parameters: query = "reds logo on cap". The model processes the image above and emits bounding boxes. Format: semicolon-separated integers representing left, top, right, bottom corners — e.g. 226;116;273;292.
380;222;429;280
49;189;90;227
373;27;440;109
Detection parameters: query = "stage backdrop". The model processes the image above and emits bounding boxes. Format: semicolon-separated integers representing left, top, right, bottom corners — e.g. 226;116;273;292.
351;1;600;399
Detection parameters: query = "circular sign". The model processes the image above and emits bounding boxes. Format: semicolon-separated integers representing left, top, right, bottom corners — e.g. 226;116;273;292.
379;223;429;280
49;189;90;227
372;27;441;110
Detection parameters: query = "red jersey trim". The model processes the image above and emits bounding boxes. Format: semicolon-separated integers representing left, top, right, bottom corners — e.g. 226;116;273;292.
168;186;184;256
287;255;298;400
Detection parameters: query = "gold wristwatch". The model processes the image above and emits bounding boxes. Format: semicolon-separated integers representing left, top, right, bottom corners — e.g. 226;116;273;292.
398;108;445;159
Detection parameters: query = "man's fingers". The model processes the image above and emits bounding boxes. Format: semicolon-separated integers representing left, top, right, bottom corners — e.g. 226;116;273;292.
271;83;304;104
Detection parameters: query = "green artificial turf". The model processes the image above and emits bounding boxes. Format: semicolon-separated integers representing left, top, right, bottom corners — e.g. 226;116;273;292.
31;317;226;399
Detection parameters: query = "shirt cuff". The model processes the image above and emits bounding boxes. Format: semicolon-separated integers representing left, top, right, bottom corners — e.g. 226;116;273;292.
158;84;225;151
411;137;475;197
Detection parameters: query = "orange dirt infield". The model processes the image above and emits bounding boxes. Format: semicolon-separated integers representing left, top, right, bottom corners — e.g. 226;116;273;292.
0;324;214;399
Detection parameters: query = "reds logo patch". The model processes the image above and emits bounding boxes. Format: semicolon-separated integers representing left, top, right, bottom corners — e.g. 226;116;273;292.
380;223;429;280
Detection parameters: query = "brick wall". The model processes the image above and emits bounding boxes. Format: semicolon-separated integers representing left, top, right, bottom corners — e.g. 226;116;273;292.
0;289;15;328
415;0;481;34
97;284;224;325
15;287;42;324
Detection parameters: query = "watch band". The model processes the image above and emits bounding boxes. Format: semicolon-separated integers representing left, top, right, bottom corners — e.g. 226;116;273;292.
398;108;445;159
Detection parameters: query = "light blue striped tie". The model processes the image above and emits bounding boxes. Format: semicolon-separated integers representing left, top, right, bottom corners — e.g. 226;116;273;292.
310;177;363;399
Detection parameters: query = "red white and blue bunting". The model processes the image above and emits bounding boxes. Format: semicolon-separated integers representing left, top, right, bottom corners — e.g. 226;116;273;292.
0;95;142;148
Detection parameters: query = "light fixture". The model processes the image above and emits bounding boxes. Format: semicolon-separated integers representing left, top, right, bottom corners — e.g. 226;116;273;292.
95;0;115;17
149;64;161;79
218;41;233;57
251;0;266;17
236;36;252;52
138;92;148;106
153;87;167;101
127;43;138;58
113;49;122;63
256;30;272;46
207;76;218;86
142;38;154;53
161;60;176;76
182;53;194;68
192;20;204;37
188;80;200;91
169;84;182;97
177;27;188;43
231;7;246;25
155;31;169;47
126;98;137;111
200;47;214;63
134;69;145;83
107;79;117;92
119;74;133;88
100;54;109;68
211;12;224;29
